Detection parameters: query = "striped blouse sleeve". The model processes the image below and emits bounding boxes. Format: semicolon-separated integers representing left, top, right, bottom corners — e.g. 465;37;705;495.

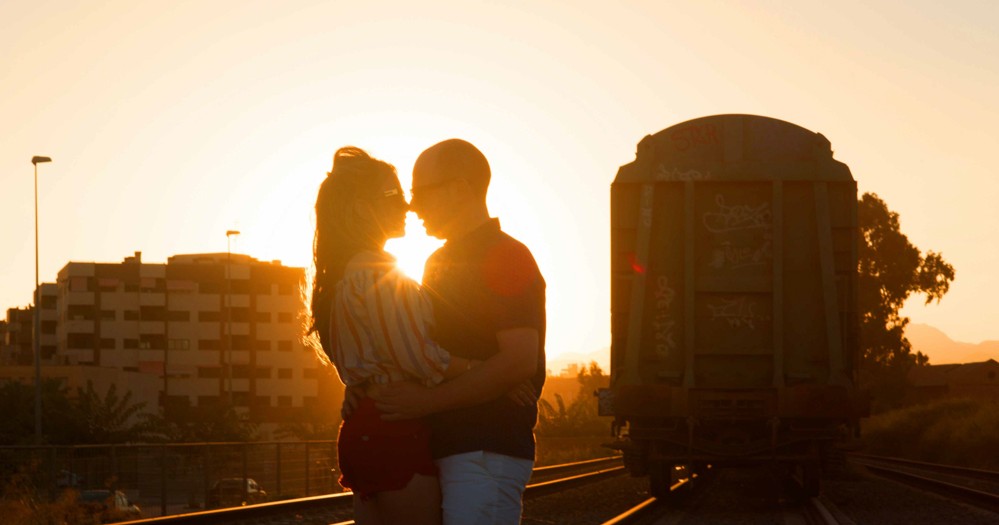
364;269;451;386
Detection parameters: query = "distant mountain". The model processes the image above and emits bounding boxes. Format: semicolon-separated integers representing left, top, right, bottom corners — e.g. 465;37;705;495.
905;323;999;364
545;325;996;375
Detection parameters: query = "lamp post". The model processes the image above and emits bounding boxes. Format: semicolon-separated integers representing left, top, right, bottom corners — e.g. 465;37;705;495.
225;230;240;405
31;155;51;444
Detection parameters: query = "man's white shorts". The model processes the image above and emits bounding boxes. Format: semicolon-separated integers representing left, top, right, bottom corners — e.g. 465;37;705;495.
435;450;534;525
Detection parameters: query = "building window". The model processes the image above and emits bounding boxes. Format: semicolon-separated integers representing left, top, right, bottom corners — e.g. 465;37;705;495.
140;306;165;321
199;282;222;294
167;310;190;322
255;340;270;351
41;321;57;334
167;339;190;350
231;335;251;350
140;277;160;292
100;310;115;321
198;367;221;378
97;278;119;292
277;396;292;407
100;338;115;349
277;340;292;352
67;333;94;349
277;312;293;323
277;283;295;295
124;339;138;349
277;368;292;379
67;305;94;321
303;367;319;379
124;310;139;321
231;280;250;294
255;312;270;323
140;334;165;350
198;311;221;322
197;395;218;407
69;277;89;292
228;307;250;322
199;339;220;350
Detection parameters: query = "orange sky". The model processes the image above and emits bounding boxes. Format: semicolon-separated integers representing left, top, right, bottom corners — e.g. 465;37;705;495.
3;1;998;364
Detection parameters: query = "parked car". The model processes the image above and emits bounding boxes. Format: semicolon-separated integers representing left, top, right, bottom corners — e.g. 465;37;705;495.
56;469;82;488
205;477;268;508
77;489;142;522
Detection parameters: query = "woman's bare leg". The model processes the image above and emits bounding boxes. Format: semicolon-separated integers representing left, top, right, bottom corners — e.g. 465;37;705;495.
374;474;442;525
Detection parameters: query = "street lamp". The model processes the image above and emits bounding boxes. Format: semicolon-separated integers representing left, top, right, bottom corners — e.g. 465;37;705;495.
225;230;240;405
32;155;51;444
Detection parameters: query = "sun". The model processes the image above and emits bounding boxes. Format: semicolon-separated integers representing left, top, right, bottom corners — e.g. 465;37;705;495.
384;212;444;282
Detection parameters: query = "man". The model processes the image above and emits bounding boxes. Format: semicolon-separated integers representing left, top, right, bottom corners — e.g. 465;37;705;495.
372;138;546;524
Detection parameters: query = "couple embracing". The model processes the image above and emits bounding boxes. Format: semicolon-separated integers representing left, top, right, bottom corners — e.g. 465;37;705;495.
309;139;546;525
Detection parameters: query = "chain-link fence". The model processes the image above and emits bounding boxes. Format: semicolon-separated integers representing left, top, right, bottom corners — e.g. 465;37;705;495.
0;441;340;517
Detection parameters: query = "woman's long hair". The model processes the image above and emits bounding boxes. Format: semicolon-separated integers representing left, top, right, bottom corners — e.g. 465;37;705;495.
309;146;398;361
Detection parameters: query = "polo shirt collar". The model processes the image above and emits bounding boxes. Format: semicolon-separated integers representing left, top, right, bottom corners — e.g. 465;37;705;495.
446;217;501;248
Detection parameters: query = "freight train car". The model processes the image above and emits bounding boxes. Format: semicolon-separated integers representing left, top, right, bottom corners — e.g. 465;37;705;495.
601;114;866;497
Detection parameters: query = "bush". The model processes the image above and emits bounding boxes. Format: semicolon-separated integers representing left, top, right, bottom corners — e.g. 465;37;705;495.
861;398;999;470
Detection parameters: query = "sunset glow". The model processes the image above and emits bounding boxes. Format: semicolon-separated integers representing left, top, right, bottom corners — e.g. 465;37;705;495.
3;0;999;365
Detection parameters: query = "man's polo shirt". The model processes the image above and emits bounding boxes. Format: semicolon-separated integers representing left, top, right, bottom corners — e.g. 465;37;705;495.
422;218;546;461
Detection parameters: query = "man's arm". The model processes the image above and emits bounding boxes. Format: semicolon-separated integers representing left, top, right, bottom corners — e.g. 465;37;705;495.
372;327;538;420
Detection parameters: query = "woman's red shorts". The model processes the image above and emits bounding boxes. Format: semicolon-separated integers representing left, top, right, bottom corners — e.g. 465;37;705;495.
337;397;438;499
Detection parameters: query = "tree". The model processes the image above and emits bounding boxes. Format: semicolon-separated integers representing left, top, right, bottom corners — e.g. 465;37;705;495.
0;379;74;446
64;381;154;444
537;362;609;436
141;402;259;443
858;192;955;410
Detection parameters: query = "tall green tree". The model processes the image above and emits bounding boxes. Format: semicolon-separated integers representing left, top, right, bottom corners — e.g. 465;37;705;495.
858;192;955;410
65;381;152;444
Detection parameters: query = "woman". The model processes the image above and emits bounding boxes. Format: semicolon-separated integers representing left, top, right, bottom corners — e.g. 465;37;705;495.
308;147;475;524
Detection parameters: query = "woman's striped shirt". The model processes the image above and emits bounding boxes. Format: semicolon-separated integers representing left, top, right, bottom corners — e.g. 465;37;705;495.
329;265;451;387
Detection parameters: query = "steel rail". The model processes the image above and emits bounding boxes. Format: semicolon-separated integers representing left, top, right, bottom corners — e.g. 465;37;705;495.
858;462;999;513
115;457;626;525
847;453;999;483
530;455;622;478
802;496;855;525
600;478;691;525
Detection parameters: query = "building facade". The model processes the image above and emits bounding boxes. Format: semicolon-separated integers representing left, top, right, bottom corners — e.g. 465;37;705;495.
1;251;337;437
1;283;58;366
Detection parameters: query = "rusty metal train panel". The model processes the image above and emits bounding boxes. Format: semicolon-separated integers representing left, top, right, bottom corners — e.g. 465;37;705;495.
605;114;866;496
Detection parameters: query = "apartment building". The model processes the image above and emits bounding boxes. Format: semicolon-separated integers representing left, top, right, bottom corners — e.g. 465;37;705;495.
1;283;58;366
0;251;338;434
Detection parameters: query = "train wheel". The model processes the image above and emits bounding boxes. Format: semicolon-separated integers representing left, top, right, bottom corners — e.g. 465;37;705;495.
649;462;673;499
800;463;821;497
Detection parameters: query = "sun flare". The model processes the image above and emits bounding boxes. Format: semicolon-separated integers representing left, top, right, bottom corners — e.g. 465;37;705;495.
385;213;444;282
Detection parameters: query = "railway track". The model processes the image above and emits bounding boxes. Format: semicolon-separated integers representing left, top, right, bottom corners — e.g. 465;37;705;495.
600;468;852;525
847;453;999;513
116;456;625;525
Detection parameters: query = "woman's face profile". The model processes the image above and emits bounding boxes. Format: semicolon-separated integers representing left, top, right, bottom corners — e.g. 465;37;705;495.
369;175;408;240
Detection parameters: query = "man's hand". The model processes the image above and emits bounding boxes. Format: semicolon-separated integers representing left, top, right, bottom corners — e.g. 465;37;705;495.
341;384;365;420
505;381;537;407
371;381;436;421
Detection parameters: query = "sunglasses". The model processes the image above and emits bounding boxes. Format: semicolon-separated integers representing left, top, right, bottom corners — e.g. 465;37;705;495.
410;178;460;199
